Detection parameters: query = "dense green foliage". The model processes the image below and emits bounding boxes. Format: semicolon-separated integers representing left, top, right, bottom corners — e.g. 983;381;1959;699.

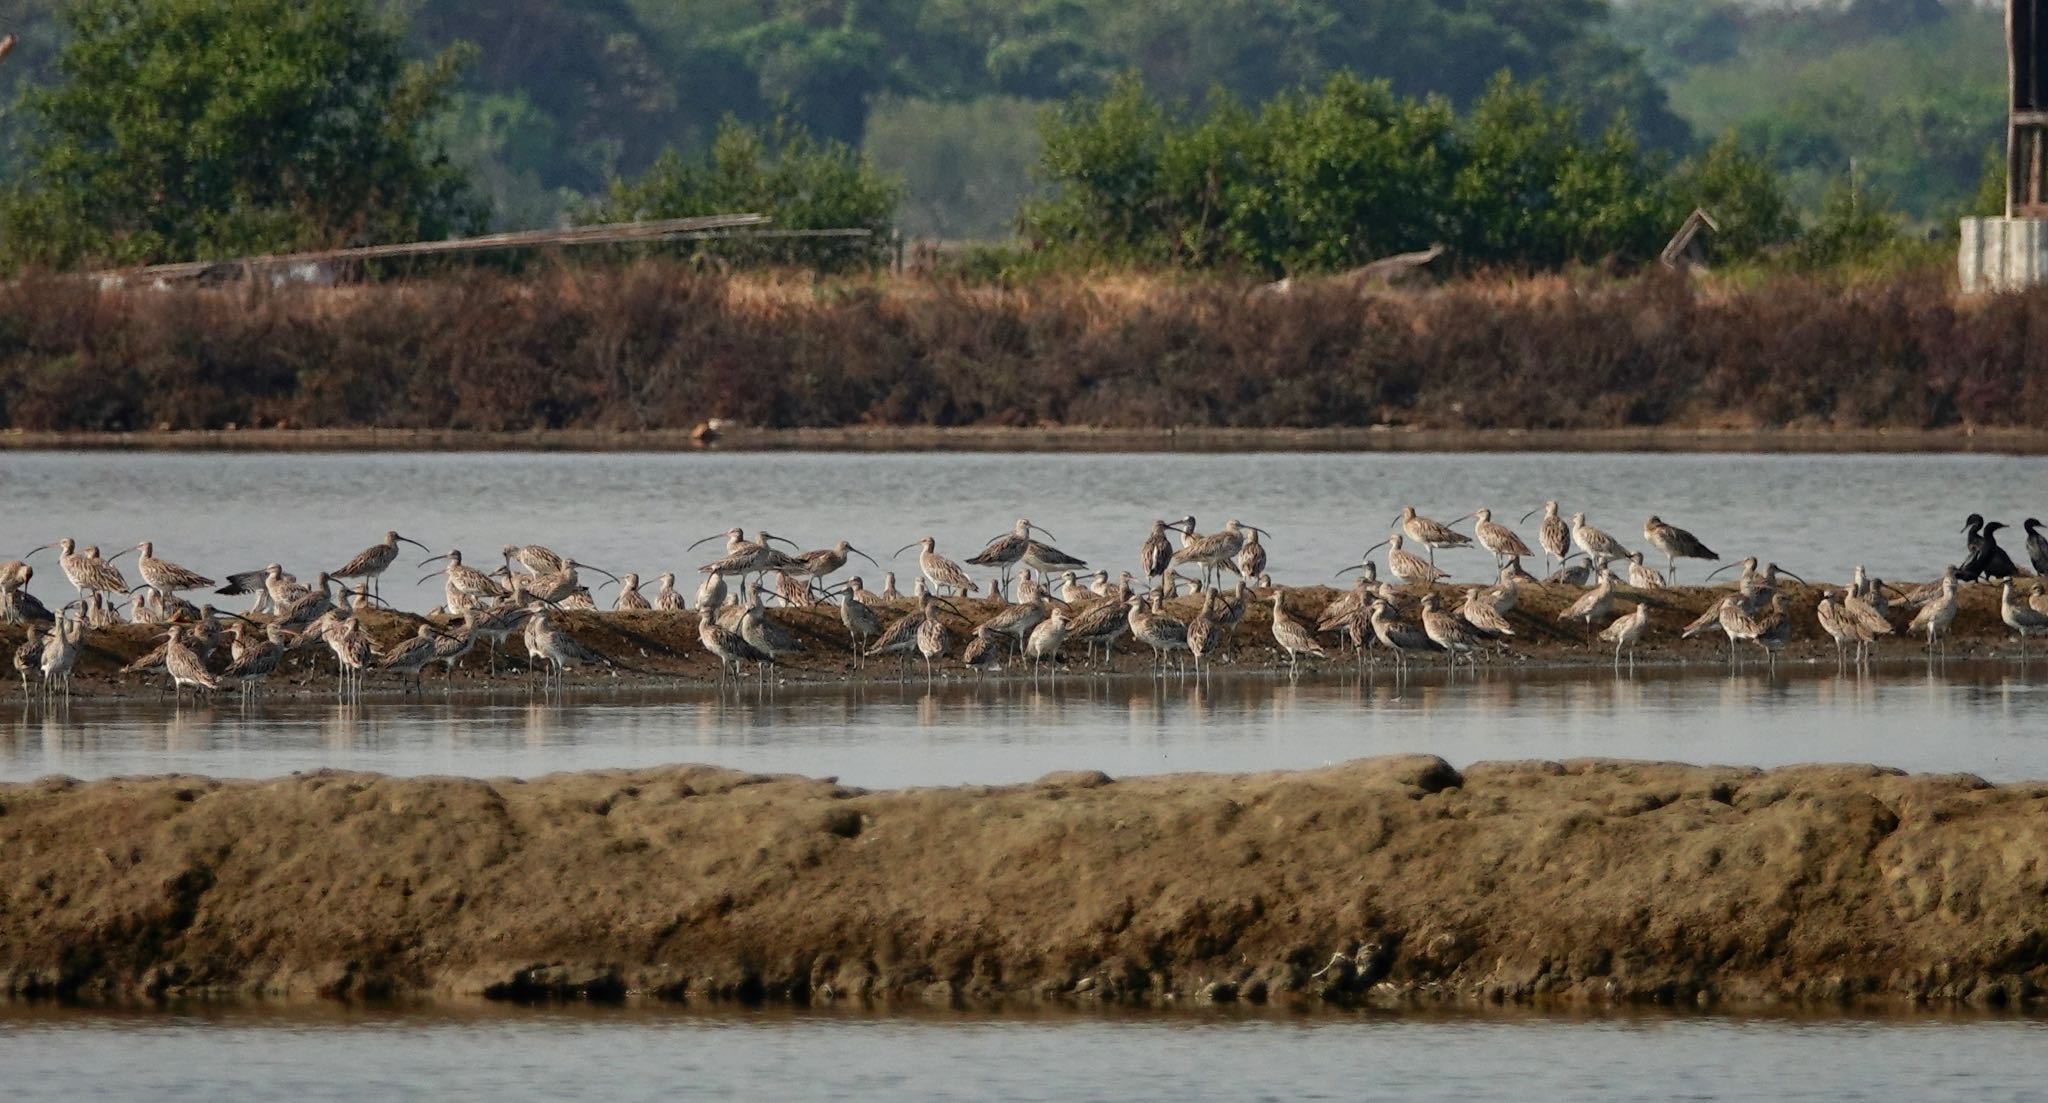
579;118;899;271
1022;74;1793;275
0;0;2008;269
1619;0;2001;224
0;0;482;268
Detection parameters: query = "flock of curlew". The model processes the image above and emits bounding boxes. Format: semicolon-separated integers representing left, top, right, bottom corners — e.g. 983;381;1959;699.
3;505;2047;698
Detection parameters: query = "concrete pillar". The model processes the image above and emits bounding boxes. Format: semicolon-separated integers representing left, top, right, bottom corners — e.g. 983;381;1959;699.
1959;216;2048;292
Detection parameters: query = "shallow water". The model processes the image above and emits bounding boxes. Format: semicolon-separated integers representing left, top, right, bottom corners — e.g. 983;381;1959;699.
5;660;2048;786
2;1004;2045;1102
3;450;2042;609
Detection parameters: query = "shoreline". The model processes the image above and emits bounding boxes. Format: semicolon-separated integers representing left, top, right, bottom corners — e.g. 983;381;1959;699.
6;754;2047;1011
7;424;2048;454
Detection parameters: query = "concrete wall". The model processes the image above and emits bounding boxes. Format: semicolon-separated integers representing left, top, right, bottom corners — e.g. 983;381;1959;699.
1959;217;2048;292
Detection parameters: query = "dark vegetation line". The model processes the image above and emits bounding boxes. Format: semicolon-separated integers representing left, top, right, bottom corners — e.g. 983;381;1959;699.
3;265;2039;435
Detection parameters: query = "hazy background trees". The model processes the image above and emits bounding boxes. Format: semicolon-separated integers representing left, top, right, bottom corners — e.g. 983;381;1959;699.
0;0;2008;271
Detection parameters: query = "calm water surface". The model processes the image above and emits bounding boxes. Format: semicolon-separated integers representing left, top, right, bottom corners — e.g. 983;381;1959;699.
3;450;2044;604
2;1005;2045;1102
4;662;2048;785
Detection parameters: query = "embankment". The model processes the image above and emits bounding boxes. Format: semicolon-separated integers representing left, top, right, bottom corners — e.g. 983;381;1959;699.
4;756;2045;1011
4;264;2047;436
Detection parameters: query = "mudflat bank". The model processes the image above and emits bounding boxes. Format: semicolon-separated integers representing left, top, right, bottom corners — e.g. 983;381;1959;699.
0;578;2033;697
3;755;2045;1011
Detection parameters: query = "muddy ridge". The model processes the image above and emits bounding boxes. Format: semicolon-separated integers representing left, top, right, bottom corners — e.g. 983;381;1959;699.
3;756;2044;1011
1;578;2035;696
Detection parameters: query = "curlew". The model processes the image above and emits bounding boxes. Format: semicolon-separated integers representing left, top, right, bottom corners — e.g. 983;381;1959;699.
1642;516;1717;583
1140;519;1191;589
1067;586;1132;663
973;519;1083;588
962;625;1002;672
1184;591;1227;675
653;572;686;611
1023;608;1069;678
1234;530;1267;582
827;585;885;660
788;539;880;585
1367;598;1439;671
13;624;42;693
526;609;613;686
1127;592;1189;673
894;536;977;598
914;602;956;682
1459;586;1515;638
430;617;477;679
1418;593;1483;664
378;624;443;691
119;541;215;597
333;531;430;599
1519;502;1572;574
1268;590;1328;667
39;604;86;696
1624;552;1666;591
1361;533;1447;589
1566;513;1629;573
1170;520;1263;591
699;611;766;680
1395;505;1471;566
609;573;651;612
274;572;340;630
1558;573;1617;635
418;550;507;603
1599;602;1650;669
2000;580;2048;658
695;571;729;615
503;544;570;576
28;538;127;600
742;583;809;664
1814;591;1858;667
1460;508;1532;567
1908;575;1959;657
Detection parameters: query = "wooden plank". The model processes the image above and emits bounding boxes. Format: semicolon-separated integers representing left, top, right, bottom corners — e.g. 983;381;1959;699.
106;213;774;280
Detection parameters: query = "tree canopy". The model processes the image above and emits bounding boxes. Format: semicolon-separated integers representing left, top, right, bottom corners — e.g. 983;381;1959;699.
1;0;483;268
